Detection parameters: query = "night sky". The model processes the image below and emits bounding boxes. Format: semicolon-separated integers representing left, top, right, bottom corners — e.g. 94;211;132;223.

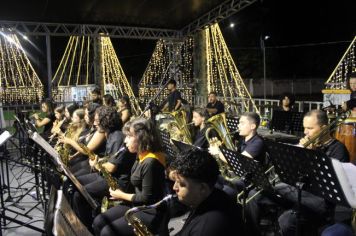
17;0;356;90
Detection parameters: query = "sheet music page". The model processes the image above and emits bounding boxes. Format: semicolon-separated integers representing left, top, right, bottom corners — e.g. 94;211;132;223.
0;130;11;146
341;163;356;196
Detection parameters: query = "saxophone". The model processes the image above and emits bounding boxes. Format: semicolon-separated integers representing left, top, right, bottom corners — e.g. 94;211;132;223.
54;124;74;166
79;143;126;213
125;194;176;236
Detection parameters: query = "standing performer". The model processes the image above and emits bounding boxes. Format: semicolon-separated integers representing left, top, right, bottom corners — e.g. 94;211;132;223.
206;91;225;117
342;71;356;117
117;96;132;125
161;79;183;112
32;98;55;140
92;118;166;236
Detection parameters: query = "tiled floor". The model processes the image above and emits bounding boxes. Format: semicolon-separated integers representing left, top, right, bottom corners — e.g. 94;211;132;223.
1;151;44;236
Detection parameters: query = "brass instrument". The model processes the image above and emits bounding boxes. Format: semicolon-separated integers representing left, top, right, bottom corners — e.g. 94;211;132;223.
205;113;238;181
49;118;67;143
167;109;192;144
303;111;349;148
79;143;126;213
125;194;176;236
236;165;278;205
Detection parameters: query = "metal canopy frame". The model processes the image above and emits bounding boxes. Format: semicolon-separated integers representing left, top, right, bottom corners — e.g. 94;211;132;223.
0;0;257;39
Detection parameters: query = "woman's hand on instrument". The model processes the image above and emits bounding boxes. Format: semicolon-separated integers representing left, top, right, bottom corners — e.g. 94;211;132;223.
32;113;40;120
89;155;98;167
58;136;70;144
109;188;123;200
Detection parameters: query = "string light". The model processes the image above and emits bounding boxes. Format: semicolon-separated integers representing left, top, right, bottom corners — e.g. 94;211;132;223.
52;35;141;115
139;38;194;106
205;23;258;113
324;36;356;91
0;31;43;104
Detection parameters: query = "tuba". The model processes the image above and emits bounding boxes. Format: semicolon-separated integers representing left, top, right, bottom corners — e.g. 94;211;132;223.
125;194;176;236
167;109;192;144
205;113;238;181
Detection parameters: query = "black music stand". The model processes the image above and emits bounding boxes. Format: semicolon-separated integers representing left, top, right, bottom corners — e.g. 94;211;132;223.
266;140;350;236
220;147;272;223
226;116;240;142
290;111;304;135
159;130;178;163
270;110;292;133
29;131;98;211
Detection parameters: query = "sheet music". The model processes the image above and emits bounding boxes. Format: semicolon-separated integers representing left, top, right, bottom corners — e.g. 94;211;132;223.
0;130;11;146
341;163;356;196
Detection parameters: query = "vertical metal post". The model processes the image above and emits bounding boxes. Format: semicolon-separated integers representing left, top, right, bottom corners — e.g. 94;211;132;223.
261;36;266;100
46;35;52;99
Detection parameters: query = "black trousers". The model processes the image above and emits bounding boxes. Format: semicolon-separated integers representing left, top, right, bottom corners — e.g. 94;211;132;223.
72;173;109;229
93;204;165;236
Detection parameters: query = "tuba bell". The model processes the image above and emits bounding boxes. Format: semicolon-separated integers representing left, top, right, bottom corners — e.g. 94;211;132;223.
205;113;238;181
166;109;192;144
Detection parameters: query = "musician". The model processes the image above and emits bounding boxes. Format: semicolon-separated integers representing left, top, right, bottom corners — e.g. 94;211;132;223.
117;96;132;125
192;107;211;149
169;149;242;236
211;112;265;164
72;106;127;228
277;110;350;235
32;98;55;140
342;71;356;117
161;79;183;112
277;93;296;112
49;105;65;141
102;94;116;107
206;91;225;117
92;117;166;236
91;87;102;105
67;103;106;176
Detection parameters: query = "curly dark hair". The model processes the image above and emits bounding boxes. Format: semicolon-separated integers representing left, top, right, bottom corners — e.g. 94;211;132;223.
95;106;122;133
279;93;295;108
130;118;162;153
170;149;219;187
103;94;116;107
86;103;100;124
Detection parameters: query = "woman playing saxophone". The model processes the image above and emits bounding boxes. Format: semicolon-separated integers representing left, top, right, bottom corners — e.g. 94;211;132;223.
93;117;167;236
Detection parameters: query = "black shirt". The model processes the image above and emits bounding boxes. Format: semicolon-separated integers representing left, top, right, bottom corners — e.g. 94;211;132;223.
105;130;124;156
167;90;182;112
108;148;136;191
177;188;241;236
239;134;266;163
318;138;349;162
42;113;55;139
346;91;356;109
193;126;209;149
206;101;225;116
130;157;165;205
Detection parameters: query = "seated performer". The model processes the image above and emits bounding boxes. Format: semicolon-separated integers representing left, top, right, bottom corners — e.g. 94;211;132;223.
60;103;106;175
161;79;183;112
117;96;132;125
169;149;242;236
32;98;55;140
92;117;166;236
277;109;350;235
49;105;65;143
206;91;225;117
102;94;116;108
191;107;211;149
342;71;356;117
71;106;128;228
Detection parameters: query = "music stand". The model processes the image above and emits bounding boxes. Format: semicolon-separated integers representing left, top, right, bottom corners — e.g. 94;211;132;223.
29;131;98;210
290;111;304;135
266;140;350;235
270;110;292;133
220;147;272;223
226;116;239;133
159;130;178;163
